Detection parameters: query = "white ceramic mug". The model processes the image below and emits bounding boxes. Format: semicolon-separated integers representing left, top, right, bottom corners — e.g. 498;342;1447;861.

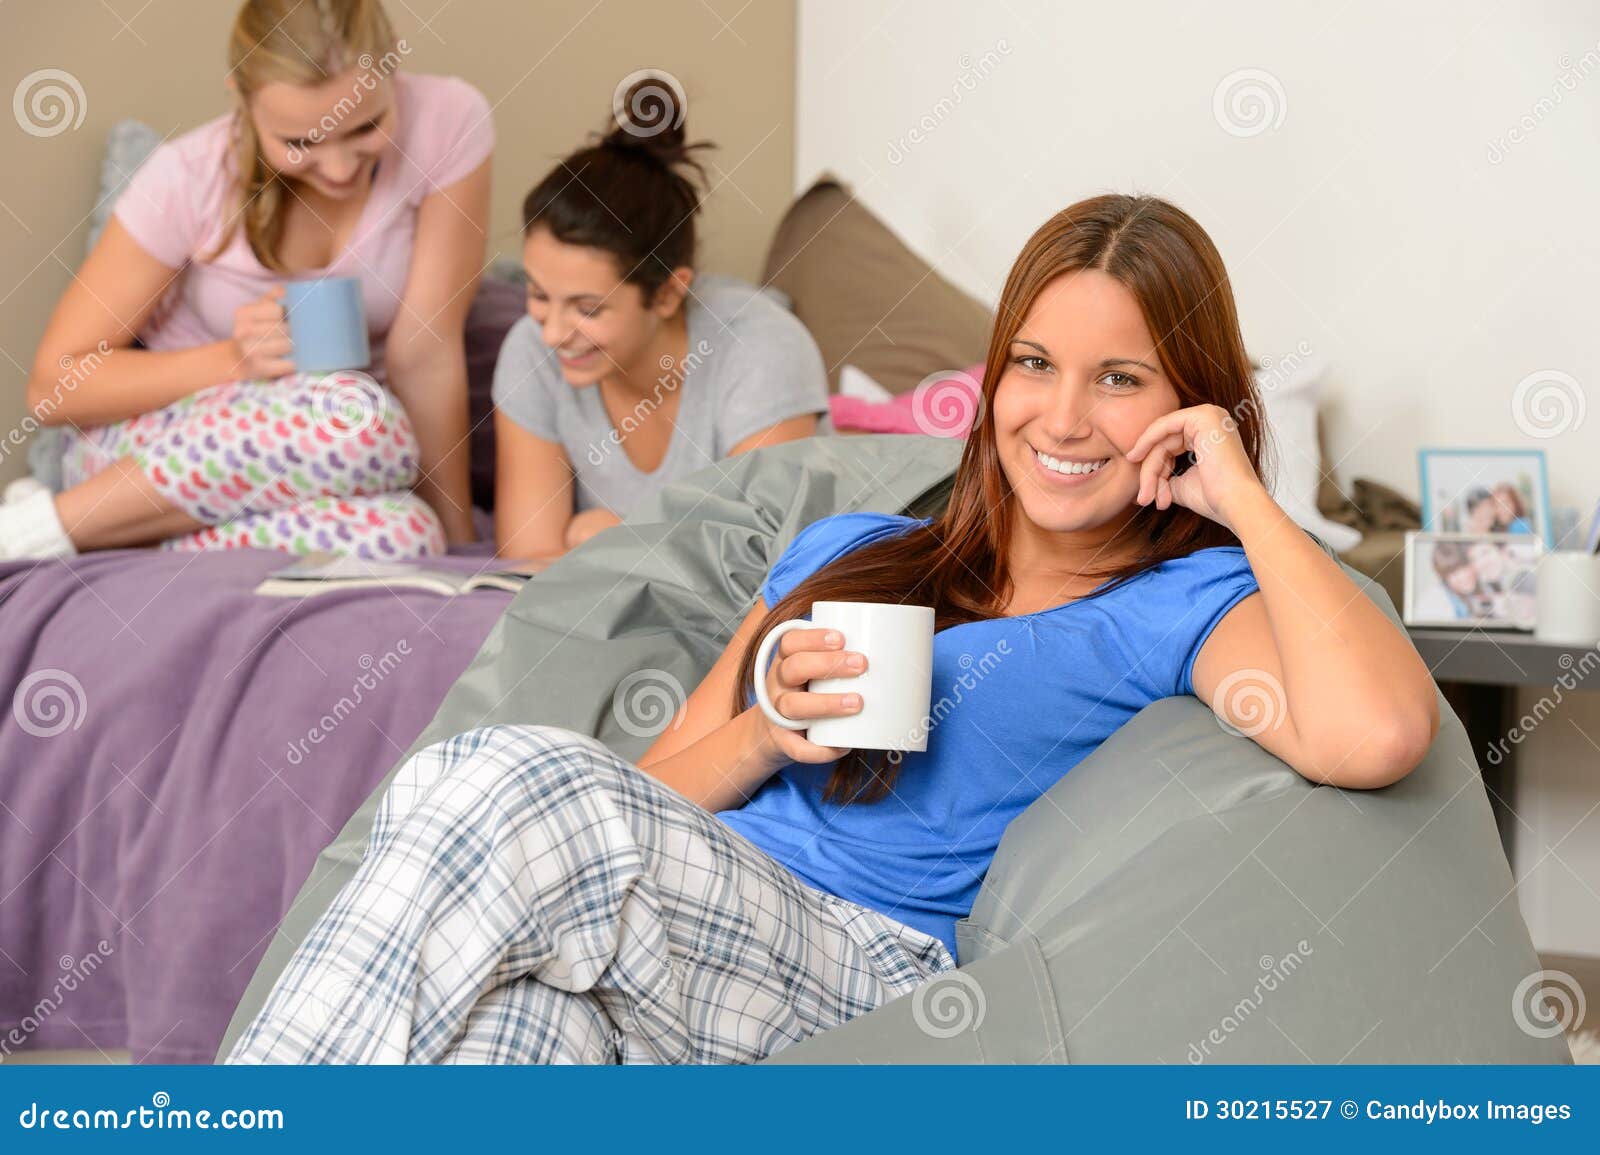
1535;551;1600;646
752;601;935;751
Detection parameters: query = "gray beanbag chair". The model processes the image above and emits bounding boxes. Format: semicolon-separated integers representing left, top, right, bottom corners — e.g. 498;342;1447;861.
220;433;1568;1064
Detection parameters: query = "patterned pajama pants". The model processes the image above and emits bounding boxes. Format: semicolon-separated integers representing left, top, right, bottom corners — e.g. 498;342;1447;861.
226;724;957;1064
60;373;446;559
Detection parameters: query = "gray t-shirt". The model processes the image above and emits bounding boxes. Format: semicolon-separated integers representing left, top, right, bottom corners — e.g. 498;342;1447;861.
492;274;828;515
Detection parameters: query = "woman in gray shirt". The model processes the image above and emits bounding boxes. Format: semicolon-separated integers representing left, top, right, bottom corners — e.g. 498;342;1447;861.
492;79;827;559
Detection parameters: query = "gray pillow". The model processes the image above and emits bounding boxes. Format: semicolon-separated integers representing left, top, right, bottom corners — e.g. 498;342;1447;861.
86;120;162;256
28;121;163;492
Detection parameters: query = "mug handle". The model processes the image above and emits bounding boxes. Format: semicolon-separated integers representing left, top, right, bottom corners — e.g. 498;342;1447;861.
752;619;813;731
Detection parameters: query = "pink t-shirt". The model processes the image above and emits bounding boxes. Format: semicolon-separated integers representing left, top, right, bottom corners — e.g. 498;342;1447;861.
113;72;494;383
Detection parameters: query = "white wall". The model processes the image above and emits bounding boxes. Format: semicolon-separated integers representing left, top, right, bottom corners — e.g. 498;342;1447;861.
798;0;1598;507
797;0;1600;956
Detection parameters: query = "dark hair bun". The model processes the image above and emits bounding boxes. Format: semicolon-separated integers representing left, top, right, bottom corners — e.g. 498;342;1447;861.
607;72;691;159
520;71;718;302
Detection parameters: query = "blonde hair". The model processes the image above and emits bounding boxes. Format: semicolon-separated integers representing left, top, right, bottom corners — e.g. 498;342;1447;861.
212;0;397;271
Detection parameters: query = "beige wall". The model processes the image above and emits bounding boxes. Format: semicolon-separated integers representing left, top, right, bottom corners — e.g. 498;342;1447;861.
0;0;796;483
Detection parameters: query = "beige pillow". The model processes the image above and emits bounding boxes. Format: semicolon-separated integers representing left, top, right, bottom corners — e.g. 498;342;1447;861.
762;176;993;394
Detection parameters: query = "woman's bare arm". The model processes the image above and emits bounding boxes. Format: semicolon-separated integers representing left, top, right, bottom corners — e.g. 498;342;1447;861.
27;219;245;426
384;158;491;544
493;413;576;561
1130;403;1438;791
635;600;786;810
1192;486;1439;789
727;413;818;457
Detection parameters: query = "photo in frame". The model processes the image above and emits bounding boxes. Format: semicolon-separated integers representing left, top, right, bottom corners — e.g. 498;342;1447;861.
1403;531;1541;629
1418;448;1552;547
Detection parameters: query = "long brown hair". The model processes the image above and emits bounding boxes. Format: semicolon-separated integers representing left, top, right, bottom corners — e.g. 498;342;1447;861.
211;0;398;271
732;194;1270;805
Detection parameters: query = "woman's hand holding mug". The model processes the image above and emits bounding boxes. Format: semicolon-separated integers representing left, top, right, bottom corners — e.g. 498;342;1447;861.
748;624;867;766
750;601;936;768
231;286;295;380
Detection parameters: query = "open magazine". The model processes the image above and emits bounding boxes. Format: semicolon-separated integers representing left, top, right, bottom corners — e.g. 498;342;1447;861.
253;551;544;598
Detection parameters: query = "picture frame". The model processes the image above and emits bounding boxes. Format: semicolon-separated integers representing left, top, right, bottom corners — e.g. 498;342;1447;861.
1403;531;1541;630
1418;448;1552;547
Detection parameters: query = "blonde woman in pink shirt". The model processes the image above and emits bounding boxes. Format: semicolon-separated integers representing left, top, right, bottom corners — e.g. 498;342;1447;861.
2;0;491;560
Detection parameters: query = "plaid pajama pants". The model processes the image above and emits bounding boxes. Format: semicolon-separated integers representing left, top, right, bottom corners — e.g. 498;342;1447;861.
226;724;957;1064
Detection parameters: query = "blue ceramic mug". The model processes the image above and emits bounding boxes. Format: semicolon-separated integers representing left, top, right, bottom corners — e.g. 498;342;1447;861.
283;276;371;373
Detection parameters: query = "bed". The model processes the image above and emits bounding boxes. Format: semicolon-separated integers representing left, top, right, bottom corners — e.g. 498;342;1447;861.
0;545;514;1063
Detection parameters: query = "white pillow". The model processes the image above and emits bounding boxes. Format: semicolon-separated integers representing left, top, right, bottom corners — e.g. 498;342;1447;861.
838;364;895;402
1255;358;1362;553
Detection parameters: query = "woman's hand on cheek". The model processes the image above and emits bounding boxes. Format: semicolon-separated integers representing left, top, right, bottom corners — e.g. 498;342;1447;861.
1126;403;1269;533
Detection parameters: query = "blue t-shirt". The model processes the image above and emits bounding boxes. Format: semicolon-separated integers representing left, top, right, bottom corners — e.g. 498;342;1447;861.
715;512;1260;956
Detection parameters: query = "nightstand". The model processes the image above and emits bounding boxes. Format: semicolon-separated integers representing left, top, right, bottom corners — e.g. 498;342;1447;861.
1408;626;1597;854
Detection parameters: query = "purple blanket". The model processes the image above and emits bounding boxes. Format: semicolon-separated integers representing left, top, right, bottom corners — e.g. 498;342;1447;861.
0;547;512;1063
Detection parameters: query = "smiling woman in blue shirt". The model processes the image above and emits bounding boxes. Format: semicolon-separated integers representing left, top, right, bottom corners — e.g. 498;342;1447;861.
229;193;1439;1065
644;193;1440;957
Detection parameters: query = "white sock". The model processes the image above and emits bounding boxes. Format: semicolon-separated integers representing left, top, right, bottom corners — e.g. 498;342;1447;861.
3;476;50;505
0;490;76;559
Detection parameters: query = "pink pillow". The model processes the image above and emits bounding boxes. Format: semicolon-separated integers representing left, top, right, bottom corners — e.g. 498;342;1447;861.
828;364;985;437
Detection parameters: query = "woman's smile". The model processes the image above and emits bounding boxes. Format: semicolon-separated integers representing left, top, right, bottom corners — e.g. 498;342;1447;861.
1029;445;1112;486
557;344;602;370
308;162;371;198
